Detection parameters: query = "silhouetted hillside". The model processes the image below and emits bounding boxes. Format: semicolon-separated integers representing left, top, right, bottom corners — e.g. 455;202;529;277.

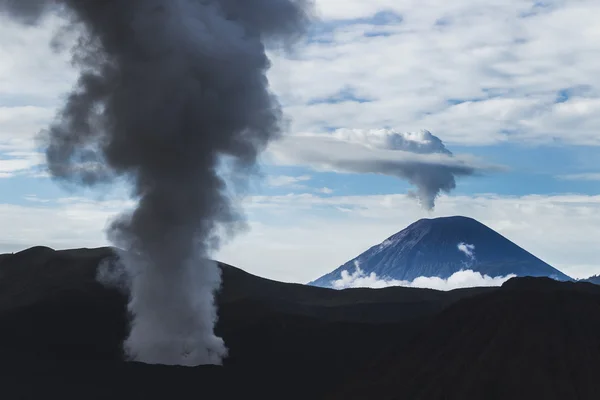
0;246;599;399
582;274;600;285
331;277;600;400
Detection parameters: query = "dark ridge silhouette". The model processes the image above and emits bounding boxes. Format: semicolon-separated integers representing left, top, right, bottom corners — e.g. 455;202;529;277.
1;246;599;399
311;216;571;287
331;276;600;400
581;274;600;285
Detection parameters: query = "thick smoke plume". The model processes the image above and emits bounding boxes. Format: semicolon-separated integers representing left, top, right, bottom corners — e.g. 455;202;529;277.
1;0;312;365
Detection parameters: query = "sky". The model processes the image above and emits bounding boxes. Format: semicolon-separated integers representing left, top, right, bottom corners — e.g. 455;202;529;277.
1;0;600;283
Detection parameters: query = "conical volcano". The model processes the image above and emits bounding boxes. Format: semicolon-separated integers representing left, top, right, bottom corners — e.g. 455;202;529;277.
310;216;571;287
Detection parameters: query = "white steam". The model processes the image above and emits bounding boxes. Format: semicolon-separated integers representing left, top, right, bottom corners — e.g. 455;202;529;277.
96;252;226;365
96;256;130;294
119;251;226;366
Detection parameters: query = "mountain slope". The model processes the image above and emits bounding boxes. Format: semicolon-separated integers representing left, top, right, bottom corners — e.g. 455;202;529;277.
311;216;571;287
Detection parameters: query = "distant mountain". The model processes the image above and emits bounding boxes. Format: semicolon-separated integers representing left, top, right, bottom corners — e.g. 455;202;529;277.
581;275;600;285
310;216;572;287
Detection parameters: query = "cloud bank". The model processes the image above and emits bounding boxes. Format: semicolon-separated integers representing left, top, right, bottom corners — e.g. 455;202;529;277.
331;263;515;291
270;128;500;209
268;0;600;146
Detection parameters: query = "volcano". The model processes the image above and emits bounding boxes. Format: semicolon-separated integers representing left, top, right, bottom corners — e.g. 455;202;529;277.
310;216;571;287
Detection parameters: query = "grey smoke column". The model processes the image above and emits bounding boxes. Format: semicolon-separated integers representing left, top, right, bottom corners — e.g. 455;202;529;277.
0;0;312;365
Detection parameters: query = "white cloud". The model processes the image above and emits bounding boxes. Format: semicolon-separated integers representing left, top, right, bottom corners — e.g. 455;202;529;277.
0;106;55;151
331;263;514;290
0;14;76;105
0;14;76;154
267;0;600;145
557;173;600;181
330;128;451;154
0;196;134;254
266;174;312;188
23;194;51;203
316;187;334;194
2;1;600;150
457;242;475;260
0;151;45;178
4;2;591;150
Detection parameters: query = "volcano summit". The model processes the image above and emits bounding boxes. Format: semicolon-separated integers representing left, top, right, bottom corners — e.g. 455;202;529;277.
310;216;571;288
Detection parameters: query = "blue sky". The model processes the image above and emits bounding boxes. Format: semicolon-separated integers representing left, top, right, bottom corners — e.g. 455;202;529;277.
1;0;600;282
